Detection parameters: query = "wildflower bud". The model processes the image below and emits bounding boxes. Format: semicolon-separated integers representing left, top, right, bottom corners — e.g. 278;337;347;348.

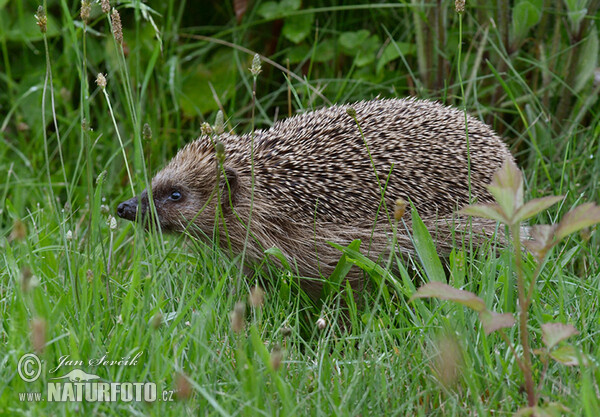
215;141;226;166
108;215;117;231
250;54;262;76
21;267;34;292
80;1;91;23
346;107;357;118
111;8;123;45
150;312;163;329
214;111;224;135
101;0;110;14
66;230;73;241
270;344;283;371
142;123;152;141
175;372;192;400
35;6;47;34
455;0;465;14
96;73;107;89
60;87;72;102
200;122;213;136
96;170;107;185
249;286;265;308
9;219;27;242
316;317;326;330
230;302;245;333
81;118;90;132
31;318;47;354
394;197;407;221
280;326;292;338
17;122;30;132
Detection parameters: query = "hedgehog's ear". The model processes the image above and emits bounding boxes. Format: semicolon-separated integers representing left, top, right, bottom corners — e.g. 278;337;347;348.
220;166;239;212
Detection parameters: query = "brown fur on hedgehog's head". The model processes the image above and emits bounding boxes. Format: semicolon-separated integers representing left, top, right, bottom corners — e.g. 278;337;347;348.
116;137;240;234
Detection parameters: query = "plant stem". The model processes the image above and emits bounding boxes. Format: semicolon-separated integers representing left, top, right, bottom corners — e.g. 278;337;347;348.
511;223;536;407
239;75;258;282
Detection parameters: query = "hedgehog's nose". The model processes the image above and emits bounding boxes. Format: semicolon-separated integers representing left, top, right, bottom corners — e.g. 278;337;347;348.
117;197;138;221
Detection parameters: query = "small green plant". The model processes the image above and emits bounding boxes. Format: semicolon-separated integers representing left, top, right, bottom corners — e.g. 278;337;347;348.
410;159;600;414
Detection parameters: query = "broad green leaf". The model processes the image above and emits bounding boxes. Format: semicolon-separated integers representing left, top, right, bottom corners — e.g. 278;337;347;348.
338;30;380;67
257;0;300;19
511;1;542;43
459;203;508;223
178;49;237;116
514;195;563;222
410;282;486;312
411;206;445;282
326;239;361;297
376;41;415;74
487;159;524;222
550;344;587;366
479;310;515;335
541;322;579;349
564;0;587;30
282;13;314;44
329;241;394;305
257;2;281;19
338;30;371;51
313;39;337;62
554;202;600;241
264;247;292;270
288;39;336;64
287;44;311;63
575;26;598;92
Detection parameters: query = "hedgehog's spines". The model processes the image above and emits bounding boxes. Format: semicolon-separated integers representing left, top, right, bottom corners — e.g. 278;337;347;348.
135;98;512;296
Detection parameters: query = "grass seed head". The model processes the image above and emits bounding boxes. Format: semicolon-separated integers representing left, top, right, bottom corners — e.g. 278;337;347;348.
151;312;164;329
35;6;47;34
231;302;246;333
111;8;123;45
249;286;265;308
31;318;47;354
175;372;192;400
80;1;91;23
214;110;224;135
20;267;36;292
9;218;27;242
101;0;110;14
96;73;107;89
143;123;152;141
200;122;213;136
270;344;283;371
250;53;262;76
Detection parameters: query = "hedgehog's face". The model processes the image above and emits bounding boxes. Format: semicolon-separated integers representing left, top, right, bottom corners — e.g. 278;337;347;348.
116;145;239;235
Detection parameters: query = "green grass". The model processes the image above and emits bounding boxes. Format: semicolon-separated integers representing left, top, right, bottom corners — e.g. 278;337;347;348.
1;0;600;415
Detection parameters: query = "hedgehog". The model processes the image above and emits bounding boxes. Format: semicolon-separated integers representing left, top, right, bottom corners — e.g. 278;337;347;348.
117;98;513;296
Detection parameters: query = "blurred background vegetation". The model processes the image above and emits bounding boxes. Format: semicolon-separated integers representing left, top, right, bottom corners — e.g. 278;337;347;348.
1;0;599;203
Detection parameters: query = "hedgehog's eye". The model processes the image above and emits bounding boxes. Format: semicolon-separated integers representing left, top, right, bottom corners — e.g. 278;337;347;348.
169;190;182;201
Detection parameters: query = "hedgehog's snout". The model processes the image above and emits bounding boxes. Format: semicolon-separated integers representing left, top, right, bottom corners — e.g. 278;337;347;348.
117;197;139;221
